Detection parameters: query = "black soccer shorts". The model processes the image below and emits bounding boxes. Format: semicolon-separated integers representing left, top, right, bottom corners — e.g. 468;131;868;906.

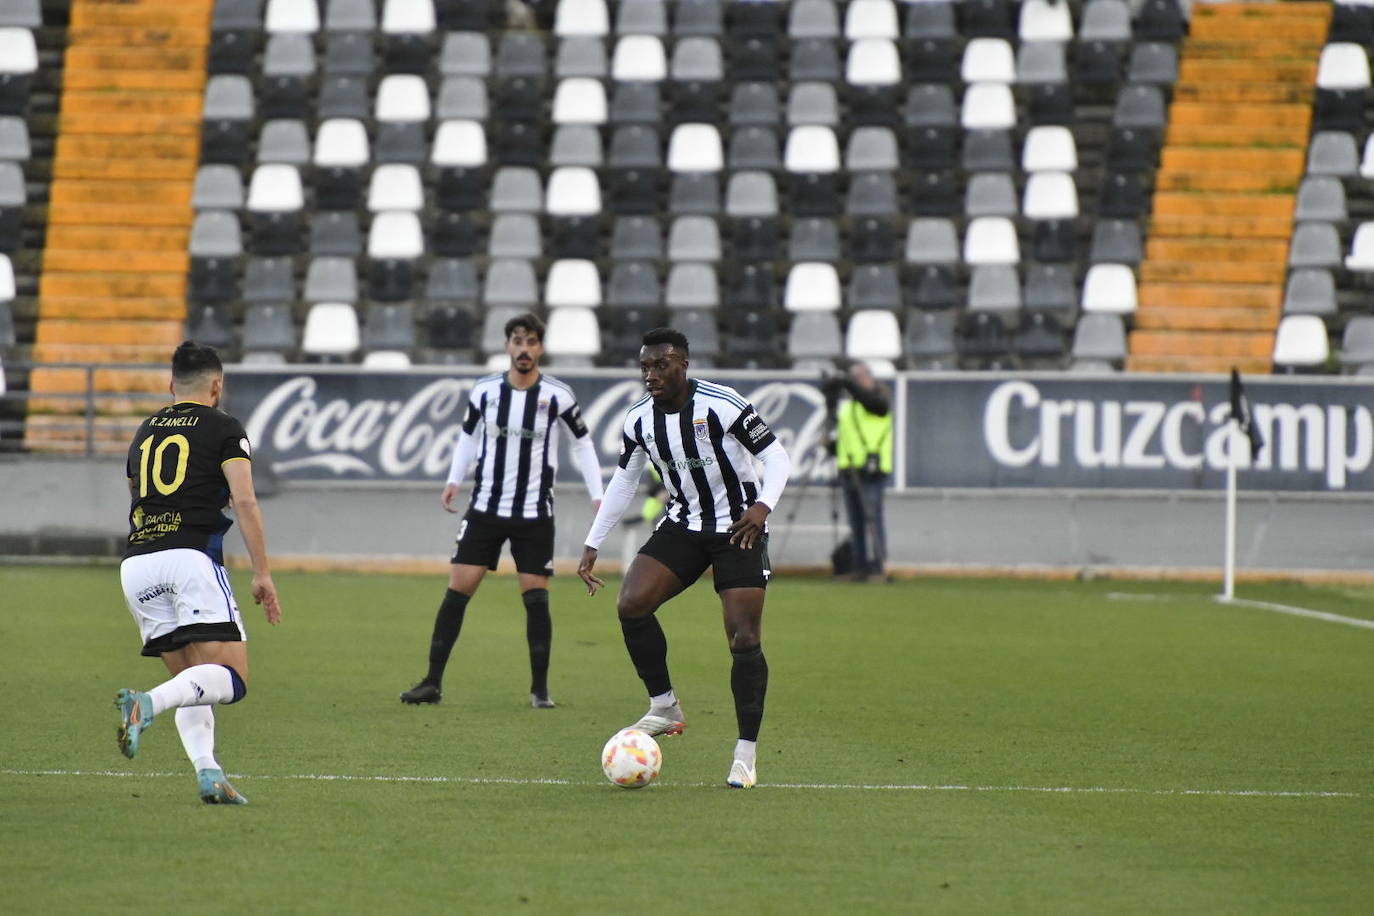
452;512;555;576
638;521;771;592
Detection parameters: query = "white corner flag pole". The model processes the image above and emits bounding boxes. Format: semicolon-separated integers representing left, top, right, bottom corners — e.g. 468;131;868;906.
1221;424;1239;602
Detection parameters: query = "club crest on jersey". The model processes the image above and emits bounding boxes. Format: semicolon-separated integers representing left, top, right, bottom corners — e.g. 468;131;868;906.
693;419;709;441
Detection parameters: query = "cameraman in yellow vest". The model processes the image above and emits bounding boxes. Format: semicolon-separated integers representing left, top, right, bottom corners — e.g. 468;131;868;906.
824;362;893;581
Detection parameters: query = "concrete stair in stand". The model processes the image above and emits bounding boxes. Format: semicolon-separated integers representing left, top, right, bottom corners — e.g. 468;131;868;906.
25;0;212;453
1127;2;1332;375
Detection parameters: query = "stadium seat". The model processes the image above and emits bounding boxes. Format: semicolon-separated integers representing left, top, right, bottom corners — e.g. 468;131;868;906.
1022;125;1077;172
302;302;361;361
1023;263;1078;319
1081;264;1138;317
1088;220;1143;265
1293;177;1347;223
783;262;842;312
192;165;244;210
905;219;960;265
439;32;490;77
554;0;609;36
847;264;904;312
1317;43;1371;90
1016;41;1068;85
367;164;424;212
310;211;362;256
664;262;718;310
730;82;781;126
550;125;602;167
1307;132;1359;177
906;265;961;311
1271;315;1330;373
789;0;838;39
903;309;958;369
846;310;902;369
1019;0;1073;42
326;0;376;32
1070;314;1126;368
961;83;1016;130
965;173;1018;217
1290;222;1342;269
1023;172;1079;220
788;217;840;262
303;256;358;303
667;216;721;262
606;261;662;309
962;38;1015;84
1014;311;1069;367
963;217;1020;265
968;264;1022;316
1281;269;1336;318
362;301;417;353
788;82;841;127
617;0;667;35
544;259;602;309
543;307;602;366
609;216;663;261
265;0;320;33
729;215;781;261
242;256;294;304
1343;222;1374;271
555;37;607;79
957;311;1012;368
788;311;844;368
1339;316;1374;371
425;258;479;304
257;119;310;164
241;303;298;356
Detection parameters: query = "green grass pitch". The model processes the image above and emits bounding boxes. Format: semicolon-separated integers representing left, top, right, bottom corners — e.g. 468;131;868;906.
1;566;1371;914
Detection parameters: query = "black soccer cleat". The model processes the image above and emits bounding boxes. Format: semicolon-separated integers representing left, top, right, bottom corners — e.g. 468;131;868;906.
400;681;442;704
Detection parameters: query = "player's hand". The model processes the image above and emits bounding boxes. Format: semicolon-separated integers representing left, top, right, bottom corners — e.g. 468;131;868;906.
441;483;461;513
727;503;770;549
577;546;604;596
253;573;282;625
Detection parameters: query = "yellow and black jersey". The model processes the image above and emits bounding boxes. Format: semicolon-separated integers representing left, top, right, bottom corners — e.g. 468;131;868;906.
124;401;251;564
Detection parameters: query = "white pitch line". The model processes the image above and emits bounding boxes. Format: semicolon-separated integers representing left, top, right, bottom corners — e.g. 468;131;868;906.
0;769;1362;800
1107;592;1374;631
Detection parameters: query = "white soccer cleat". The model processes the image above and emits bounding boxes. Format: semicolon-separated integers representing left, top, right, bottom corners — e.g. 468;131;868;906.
726;758;757;789
626;701;685;738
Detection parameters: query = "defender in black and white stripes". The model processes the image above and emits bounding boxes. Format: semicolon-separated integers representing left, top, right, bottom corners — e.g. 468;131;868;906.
579;328;791;789
400;313;604;709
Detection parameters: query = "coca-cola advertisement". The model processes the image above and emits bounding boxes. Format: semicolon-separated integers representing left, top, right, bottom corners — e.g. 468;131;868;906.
225;368;839;486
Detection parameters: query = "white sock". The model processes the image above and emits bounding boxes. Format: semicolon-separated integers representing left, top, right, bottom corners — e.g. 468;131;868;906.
175;706;220;772
148;664;236;716
734;739;757;766
650;689;678;709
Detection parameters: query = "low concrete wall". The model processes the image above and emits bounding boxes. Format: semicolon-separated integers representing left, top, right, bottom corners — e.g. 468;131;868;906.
4;458;1371;582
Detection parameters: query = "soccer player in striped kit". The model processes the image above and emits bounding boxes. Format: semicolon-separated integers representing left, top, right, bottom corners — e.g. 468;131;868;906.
578;328;791;788
400;313;604;709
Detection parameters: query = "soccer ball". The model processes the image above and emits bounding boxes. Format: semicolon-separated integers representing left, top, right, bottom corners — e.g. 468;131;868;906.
601;728;662;788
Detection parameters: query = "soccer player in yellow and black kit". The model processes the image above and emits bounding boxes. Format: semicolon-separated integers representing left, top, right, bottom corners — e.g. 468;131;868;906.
114;341;281;804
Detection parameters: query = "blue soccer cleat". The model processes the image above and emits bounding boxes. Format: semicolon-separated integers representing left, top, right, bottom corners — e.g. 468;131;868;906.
114;689;153;759
197;768;248;805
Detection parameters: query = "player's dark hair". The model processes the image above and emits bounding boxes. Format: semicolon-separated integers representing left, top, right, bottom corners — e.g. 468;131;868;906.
171;340;223;385
642;327;689;356
504;312;545;342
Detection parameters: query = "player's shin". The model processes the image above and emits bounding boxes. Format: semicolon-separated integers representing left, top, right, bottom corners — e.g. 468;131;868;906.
175;705;220;772
523;588;552;696
426;588;470;685
730;645;768;742
619;613;672;696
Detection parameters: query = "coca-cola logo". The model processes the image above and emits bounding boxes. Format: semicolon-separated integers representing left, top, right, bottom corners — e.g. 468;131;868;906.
243;376;471;477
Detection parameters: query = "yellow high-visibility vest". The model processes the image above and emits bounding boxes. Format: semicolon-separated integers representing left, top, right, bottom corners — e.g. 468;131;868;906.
835;398;893;475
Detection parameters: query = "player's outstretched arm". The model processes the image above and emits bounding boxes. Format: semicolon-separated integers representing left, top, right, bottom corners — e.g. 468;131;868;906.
442;427;479;513
577;546;603;595
224;459;282;625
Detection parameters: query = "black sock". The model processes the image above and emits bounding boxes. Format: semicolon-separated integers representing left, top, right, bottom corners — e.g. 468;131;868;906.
730;645;768;742
619;614;672;697
523;588;551;695
425;589;470;685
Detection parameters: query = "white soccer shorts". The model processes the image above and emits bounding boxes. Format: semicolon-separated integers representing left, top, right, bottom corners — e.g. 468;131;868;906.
120;548;246;648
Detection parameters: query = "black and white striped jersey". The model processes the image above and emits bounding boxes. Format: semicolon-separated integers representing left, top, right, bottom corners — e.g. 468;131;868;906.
460;372;592;520
616;379;779;533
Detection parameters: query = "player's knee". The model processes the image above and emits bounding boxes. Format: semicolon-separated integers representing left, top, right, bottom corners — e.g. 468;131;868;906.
728;628;761;652
221;664;247;703
616;591;656;619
